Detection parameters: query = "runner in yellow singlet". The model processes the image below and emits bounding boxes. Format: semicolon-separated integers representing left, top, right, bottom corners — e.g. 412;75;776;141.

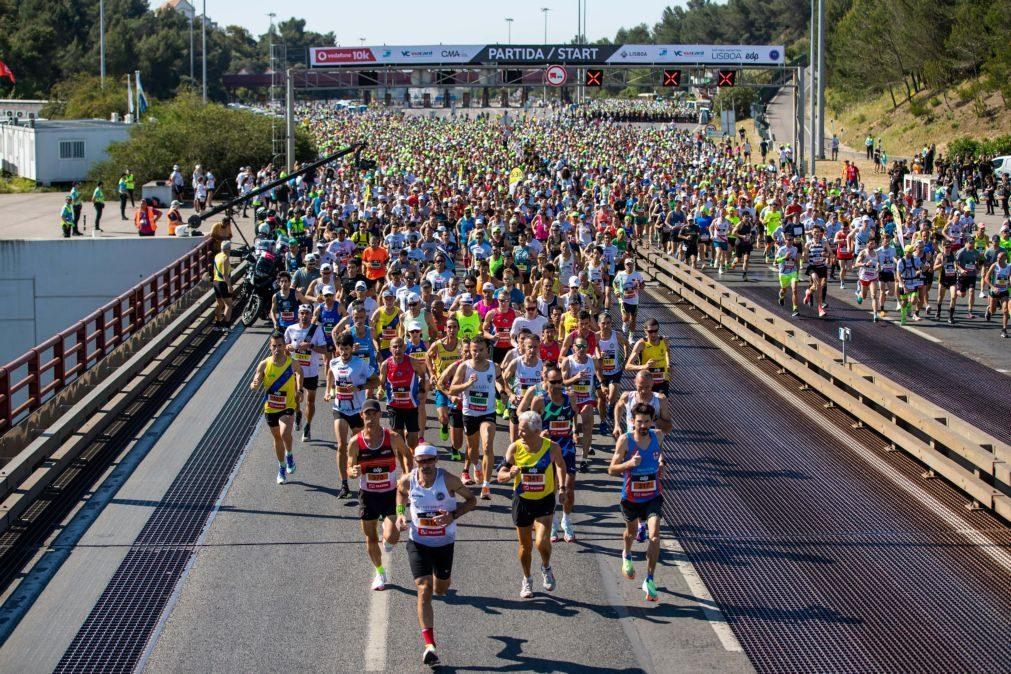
250;331;304;484
496;411;567;599
625;317;670;397
427;317;462;446
372;290;402;359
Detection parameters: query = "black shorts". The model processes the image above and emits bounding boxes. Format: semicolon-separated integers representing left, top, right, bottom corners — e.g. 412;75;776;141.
879;270;895;283
735;242;753;257
333;409;364;430
957;275;977;291
359;489;397;521
264;408;294;427
390;406;420;433
621;302;638;318
922;272;934;286
464;412;497;436
601;371;624;386
492;345;511;364
620;496;663;523
451;405;464;430
940;275;957;288
511;493;556;527
990;290;1009;301
213;280;231;299
805;264;828;278
682;244;698;259
406;539;455;581
302;375;318;391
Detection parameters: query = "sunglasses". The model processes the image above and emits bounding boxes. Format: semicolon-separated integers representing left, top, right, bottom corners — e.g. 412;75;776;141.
547;379;563;385
574;343;587;349
646;329;659;334
416;456;438;464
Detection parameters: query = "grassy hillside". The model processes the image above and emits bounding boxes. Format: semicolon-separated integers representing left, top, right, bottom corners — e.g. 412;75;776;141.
826;81;1011;156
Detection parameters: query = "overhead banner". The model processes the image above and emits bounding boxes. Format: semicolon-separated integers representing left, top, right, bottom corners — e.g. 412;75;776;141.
309;44;785;68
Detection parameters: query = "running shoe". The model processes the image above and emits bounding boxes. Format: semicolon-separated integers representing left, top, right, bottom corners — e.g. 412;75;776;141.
967;312;976;319
383;540;395;554
336;483;352;499
285;453;296;475
839;282;845;289
450;450;462;462
578;459;590;473
460;470;473;485
791;309;799;317
371;570;387;591
302;425;311;442
778;295;785;307
276;465;287;485
642;578;658;602
520;577;534;599
422;645;440;668
818;306;826;318
550;522;560;543
985;310;992;322
854;289;861;299
480;485;491;500
439;426;450;441
1002;330;1008;339
622;557;635;579
562;520;576;543
541;566;556;591
636;521;648;543
856;294;863;304
803;288;812;305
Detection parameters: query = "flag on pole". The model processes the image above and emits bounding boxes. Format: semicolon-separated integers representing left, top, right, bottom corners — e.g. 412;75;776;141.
0;60;15;83
135;71;148;115
127;73;135;119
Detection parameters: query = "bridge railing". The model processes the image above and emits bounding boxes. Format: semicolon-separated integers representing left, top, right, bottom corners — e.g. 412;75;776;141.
0;238;214;435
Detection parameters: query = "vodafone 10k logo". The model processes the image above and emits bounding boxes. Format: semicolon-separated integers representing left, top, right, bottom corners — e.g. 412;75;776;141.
544;65;567;86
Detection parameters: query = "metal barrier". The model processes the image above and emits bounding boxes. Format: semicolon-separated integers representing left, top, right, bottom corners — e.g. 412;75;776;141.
636;247;1011;520
0;238;214;435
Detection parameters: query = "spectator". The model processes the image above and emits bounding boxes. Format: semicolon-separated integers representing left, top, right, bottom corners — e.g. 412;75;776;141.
134;198;161;237
169;164;185;202
92;180;105;232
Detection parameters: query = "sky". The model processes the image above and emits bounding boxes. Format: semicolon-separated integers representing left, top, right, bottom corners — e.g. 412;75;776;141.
204;0;678;45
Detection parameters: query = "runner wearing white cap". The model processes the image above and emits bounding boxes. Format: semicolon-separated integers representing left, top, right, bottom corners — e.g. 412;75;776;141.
283;304;327;441
396;443;477;667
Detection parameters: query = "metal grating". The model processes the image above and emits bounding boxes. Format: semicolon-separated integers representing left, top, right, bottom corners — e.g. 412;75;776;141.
0;330;223;603
54;343;267;674
628;286;1011;673
727;271;1011;440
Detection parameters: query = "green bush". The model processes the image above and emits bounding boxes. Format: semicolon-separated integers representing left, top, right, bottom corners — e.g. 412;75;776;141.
947;136;981;158
908;98;929;117
40;75;129;120
979;135;1011;156
853;112;866;125
90;94;316;190
930;97;942;108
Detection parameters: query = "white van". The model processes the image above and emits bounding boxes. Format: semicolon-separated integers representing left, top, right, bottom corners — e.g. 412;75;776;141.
993;156;1011;177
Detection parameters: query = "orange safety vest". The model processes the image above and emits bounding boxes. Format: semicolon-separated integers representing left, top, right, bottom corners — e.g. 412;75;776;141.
135;206;160;235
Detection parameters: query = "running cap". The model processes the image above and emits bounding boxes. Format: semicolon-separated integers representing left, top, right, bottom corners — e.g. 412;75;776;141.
414;443;438;459
362;399;382;413
321;263;333;271
322;285;336;295
382;289;395;298
482;282;495;291
460;293;474;304
355;280;368;290
298;304;312;313
568;275;580;287
406;320;424;332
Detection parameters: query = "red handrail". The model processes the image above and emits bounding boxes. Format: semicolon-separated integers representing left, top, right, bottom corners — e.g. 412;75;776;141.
0;237;215;435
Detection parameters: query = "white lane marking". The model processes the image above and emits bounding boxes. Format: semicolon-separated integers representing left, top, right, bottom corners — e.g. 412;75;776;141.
592;553;661;671
901;325;942;343
661;539;744;653
655;288;1011;576
363;549;390;672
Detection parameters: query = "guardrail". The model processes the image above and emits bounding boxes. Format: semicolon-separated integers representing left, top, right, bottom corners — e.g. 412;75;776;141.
635;247;1011;521
0;238;214;436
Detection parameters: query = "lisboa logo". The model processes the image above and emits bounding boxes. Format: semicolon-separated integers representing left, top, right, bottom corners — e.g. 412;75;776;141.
769;49;780;60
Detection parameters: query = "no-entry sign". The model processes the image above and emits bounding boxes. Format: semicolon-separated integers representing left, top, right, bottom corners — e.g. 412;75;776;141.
545;65;567;86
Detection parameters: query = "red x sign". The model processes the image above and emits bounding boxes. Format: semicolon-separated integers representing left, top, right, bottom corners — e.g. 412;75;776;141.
717;70;737;87
662;69;681;87
585;69;603;87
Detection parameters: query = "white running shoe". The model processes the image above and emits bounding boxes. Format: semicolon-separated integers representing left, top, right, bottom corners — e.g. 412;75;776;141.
422;645;439;667
520;577;534;599
383;540;395;554
541;566;556;591
371;571;388;591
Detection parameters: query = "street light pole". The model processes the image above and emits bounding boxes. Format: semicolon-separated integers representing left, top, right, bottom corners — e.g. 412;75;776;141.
816;0;826;159
99;0;106;87
505;17;513;44
808;0;816;175
189;15;194;81
202;0;207;102
268;13;276;112
542;7;550;104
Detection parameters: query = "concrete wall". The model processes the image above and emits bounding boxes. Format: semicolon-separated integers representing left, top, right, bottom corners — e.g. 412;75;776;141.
0;238;202;364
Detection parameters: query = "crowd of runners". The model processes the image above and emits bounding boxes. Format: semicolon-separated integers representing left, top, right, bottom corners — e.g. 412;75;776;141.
243;103;1009;667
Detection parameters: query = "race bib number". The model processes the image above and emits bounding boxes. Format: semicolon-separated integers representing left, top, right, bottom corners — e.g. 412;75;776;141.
293;351;311;364
602;357;617;372
392;387;411;402
382;328;396;340
468;391;488;412
631;476;658;499
548;420;571;436
280;311;295;323
522;471;545;493
623;288;636;299
649;367;665;383
417;513;446;537
496;332;512;347
336;384;355;401
266;393;287;410
366;470;391;491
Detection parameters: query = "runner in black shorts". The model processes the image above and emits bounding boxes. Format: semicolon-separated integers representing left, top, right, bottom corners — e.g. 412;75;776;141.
396;444;477;668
